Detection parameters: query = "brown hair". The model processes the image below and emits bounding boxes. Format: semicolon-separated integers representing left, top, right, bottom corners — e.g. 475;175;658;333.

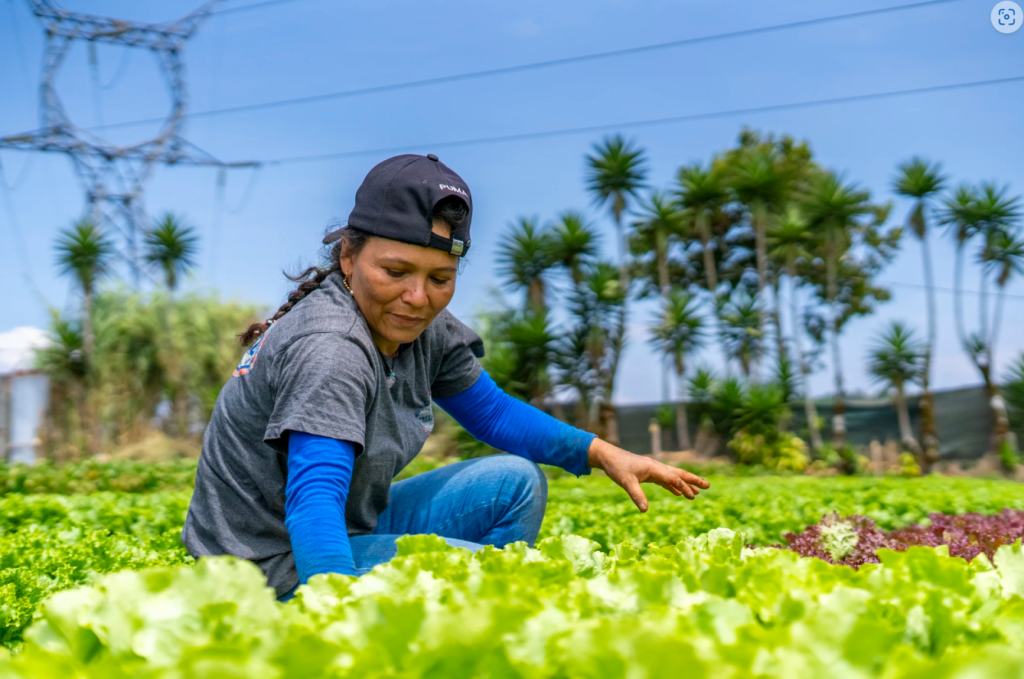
237;196;470;346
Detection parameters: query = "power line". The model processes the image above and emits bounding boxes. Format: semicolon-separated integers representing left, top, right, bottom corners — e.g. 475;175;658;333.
87;0;966;133
160;0;304;22
0;157;37;287
226;164;262;214
259;73;1024;166
212;0;306;15
101;48;132;89
0;154;34;191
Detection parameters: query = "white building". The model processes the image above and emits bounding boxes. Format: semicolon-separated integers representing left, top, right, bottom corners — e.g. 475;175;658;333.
0;327;50;464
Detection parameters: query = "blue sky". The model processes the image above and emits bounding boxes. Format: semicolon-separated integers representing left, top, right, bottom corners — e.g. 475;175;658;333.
1;0;1022;404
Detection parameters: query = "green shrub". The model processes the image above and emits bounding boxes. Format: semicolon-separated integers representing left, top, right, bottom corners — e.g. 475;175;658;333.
999;439;1021;473
898;452;922;478
816;442;865;475
655;403;676;430
728;430;809;473
1003;353;1024;440
690;374;791;449
36;289;260;457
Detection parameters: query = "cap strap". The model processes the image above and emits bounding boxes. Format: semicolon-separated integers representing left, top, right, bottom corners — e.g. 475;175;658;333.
428;232;470;257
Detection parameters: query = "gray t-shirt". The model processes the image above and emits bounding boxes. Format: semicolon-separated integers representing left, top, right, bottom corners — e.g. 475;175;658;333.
181;271;484;596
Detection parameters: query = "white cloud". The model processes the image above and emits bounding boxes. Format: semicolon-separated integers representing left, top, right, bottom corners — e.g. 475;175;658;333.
0;326;49;374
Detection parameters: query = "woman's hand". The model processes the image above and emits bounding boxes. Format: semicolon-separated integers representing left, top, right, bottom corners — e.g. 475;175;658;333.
587;438;710;512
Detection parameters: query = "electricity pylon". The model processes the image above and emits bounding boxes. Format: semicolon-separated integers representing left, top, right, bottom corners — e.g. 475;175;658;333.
0;0;256;284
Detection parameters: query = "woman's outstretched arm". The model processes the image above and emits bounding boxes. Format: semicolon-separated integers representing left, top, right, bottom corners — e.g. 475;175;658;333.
433;370;594;476
435;371;710;510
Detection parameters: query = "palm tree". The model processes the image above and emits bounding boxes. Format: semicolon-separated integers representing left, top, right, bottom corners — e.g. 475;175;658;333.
942;183;1022;455
496;217;554;312
800;171;879;447
54;219;114;456
142;213;199;437
546;214;600;425
546;214;601;429
982;226;1024;366
978;206;1024;454
35;310;88;384
676;163;728;296
1003;354;1024;443
867;322;924;455
767;204;822;451
55;219;114;365
891;157;946;467
939;185;984;347
649;289;704;449
480;306;557;406
773;355;799;407
35;310;88;459
727;149;789;372
559;261;628;443
975;183;1023;349
676;162;729;367
630;191;683;296
631;191;685;402
585;135;648;290
687;366;718;454
548;211;600;286
552;323;597;430
144;213;199;293
719;289;763;379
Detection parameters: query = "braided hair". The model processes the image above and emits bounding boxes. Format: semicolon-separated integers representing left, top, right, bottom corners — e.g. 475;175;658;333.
238;196;470;347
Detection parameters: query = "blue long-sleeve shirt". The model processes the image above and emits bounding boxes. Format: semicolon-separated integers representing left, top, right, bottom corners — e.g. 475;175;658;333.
284;370;595;584
285;431;357;581
435;370;594;477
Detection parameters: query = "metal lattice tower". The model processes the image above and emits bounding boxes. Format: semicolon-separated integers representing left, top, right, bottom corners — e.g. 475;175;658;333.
0;0;256;284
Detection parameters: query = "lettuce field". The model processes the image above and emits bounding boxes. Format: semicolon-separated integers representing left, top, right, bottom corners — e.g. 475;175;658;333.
3;462;1024;677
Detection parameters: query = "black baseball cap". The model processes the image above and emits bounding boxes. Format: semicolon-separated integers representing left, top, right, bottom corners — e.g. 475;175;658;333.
323;153;473;257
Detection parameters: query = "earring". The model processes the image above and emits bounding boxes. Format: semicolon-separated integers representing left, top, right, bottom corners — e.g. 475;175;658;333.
342;275;353;293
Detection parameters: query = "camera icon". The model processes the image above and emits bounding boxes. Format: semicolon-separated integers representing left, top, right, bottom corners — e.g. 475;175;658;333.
992;1;1023;33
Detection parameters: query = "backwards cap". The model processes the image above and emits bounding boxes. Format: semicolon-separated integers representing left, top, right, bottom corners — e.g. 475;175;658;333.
323;153;472;257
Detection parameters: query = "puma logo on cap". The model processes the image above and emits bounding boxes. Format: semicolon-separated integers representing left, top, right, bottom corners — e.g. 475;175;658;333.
439;184;468;197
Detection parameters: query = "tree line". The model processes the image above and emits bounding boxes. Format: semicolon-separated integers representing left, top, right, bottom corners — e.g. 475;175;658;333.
31;128;1024;468
482;128;1024;472
37;214;257;459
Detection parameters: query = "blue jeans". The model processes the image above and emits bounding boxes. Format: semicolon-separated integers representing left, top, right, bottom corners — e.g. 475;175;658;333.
278;454;547;601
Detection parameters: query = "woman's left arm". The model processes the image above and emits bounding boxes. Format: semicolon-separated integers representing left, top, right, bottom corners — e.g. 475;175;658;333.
433;371;593;476
433;371;709;510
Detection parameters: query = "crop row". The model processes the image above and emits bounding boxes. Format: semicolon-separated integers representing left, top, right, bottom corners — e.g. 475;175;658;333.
0;456;492;495
2;475;1024;653
540;474;1024;549
4;531;1024;678
784;510;1024;567
4;474;1023;543
0;460;198;495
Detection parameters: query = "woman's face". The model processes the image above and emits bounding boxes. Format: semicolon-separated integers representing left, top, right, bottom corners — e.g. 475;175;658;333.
341;221;459;355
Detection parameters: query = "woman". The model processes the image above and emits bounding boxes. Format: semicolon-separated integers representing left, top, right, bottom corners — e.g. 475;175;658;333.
182;153;710;601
